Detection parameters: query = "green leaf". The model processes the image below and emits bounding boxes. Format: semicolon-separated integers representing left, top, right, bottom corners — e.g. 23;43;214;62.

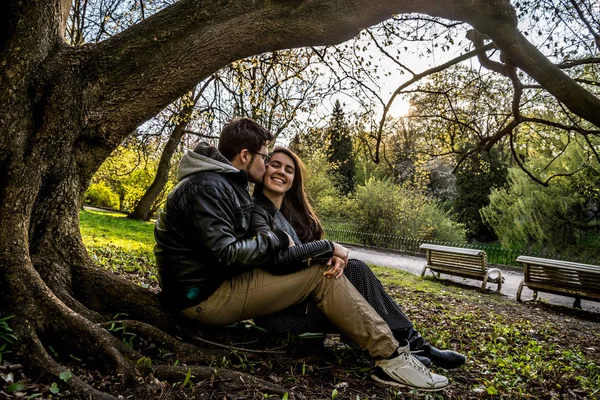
181;368;193;387
59;371;73;382
49;382;60;394
7;382;25;392
282;393;289;400
486;385;498;395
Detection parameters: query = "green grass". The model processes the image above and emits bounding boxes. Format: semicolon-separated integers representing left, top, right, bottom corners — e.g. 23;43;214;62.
80;209;155;249
80;209;157;284
368;265;600;398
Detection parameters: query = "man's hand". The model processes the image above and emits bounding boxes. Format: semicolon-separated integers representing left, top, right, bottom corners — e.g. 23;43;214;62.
323;255;347;279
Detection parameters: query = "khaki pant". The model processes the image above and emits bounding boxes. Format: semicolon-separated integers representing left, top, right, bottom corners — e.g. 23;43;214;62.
182;264;398;359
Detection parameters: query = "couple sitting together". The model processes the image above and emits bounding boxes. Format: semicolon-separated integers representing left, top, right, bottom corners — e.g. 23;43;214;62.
154;117;465;391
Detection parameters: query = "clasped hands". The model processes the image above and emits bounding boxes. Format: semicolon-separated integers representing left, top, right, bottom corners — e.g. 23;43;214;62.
285;233;348;279
323;242;349;279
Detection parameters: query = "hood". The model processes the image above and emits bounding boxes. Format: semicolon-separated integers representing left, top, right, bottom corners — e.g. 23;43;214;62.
177;143;238;181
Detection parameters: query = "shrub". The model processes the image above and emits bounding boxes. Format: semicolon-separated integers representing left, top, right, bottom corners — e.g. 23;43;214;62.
348;177;466;242
84;183;119;210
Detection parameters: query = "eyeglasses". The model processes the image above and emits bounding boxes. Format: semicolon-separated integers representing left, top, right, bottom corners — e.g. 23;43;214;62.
253;151;271;163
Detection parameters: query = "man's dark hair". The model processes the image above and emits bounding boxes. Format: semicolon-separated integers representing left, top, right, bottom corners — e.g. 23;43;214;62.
218;117;273;161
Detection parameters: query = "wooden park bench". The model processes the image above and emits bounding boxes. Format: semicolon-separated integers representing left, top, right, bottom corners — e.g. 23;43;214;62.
516;256;600;308
420;244;502;293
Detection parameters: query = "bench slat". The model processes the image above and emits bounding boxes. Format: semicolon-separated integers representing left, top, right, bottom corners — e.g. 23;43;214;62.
420;244;485;257
430;255;483;268
517;256;600;273
429;253;483;261
523;282;600;300
428;262;483;272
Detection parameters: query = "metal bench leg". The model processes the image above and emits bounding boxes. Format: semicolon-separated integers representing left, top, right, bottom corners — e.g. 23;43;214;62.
517;280;539;302
517;280;524;302
421;266;428;278
573;298;582;309
484;268;502;293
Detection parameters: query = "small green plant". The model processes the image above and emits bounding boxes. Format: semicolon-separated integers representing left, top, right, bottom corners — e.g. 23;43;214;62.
107;320;138;348
0;315;18;363
331;388;338;399
137;356;153;374
49;382;60;394
180;368;194;388
47;345;59;358
6;382;25;393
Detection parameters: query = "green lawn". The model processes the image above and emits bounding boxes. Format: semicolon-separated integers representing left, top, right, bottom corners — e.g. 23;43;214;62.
80;209;157;283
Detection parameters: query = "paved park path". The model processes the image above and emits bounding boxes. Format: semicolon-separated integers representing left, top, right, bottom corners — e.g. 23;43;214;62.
346;244;600;314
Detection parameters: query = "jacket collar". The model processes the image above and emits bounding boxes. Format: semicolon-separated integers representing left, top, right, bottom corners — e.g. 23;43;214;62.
253;190;278;214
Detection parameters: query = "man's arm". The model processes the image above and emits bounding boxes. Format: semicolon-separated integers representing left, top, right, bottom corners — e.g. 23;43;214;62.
188;184;289;270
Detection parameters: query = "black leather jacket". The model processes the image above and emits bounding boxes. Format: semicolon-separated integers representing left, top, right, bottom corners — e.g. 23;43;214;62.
154;145;289;309
251;191;334;274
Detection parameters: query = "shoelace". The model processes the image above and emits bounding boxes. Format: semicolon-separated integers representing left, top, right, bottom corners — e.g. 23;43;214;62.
402;352;432;375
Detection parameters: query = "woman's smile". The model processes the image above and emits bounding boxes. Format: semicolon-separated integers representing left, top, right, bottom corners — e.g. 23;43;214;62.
264;152;295;195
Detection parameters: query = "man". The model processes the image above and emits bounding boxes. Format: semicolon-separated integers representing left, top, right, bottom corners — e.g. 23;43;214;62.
154;117;449;391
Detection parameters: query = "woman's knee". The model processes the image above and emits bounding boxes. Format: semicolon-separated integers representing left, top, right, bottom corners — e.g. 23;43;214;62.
345;259;372;276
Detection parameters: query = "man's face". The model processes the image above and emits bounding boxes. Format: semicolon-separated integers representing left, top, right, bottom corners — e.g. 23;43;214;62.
246;144;269;184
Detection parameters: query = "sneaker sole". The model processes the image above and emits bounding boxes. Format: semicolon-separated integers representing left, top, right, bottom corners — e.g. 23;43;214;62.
371;374;448;392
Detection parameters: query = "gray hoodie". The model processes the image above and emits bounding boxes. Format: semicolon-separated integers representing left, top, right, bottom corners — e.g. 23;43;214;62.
177;145;238;181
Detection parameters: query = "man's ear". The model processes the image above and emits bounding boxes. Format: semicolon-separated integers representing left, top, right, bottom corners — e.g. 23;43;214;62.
231;149;251;170
239;149;251;164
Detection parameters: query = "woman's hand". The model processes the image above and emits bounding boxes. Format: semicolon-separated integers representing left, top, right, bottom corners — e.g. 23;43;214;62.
332;242;349;265
285;232;295;247
323;256;347;279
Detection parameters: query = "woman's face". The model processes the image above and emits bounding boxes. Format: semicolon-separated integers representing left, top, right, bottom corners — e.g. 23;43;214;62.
263;152;295;195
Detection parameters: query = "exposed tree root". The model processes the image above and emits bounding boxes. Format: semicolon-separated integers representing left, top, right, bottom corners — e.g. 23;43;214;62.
192;335;287;355
152;365;291;398
16;325;118;400
73;260;180;331
58;291;105;323
101;320;224;365
6;242;298;399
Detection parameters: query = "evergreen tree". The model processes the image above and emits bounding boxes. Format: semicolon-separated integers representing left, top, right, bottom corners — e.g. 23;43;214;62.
326;100;355;194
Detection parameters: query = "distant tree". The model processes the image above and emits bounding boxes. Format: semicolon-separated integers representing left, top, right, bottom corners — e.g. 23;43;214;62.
128;78;216;221
326;100;356;194
481;141;600;257
210;49;323;144
289;126;328;159
453;150;508;241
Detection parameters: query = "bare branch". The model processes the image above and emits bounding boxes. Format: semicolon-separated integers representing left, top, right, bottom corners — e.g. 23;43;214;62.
374;41;496;162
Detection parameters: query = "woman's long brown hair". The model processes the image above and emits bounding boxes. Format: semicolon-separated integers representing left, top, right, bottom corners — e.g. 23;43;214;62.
258;147;324;243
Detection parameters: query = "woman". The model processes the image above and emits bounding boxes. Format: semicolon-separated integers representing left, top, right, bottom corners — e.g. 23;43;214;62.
251;147;465;370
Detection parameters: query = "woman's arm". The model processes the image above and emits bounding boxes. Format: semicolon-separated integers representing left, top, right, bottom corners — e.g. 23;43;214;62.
251;203;335;274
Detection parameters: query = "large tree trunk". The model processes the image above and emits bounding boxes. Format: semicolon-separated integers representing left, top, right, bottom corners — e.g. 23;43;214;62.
2;0;599;398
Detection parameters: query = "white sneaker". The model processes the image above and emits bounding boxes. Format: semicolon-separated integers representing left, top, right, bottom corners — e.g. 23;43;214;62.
371;343;449;391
